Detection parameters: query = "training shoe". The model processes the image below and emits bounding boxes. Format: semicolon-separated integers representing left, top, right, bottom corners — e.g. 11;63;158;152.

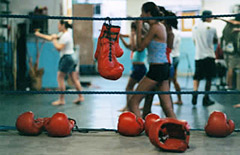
192;94;198;105
202;96;215;106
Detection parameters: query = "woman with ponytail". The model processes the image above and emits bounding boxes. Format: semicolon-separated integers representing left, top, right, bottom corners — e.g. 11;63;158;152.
127;2;176;119
35;20;84;106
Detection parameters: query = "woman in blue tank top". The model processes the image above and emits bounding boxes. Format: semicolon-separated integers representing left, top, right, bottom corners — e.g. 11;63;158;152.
142;9;183;118
127;2;176;119
119;22;147;112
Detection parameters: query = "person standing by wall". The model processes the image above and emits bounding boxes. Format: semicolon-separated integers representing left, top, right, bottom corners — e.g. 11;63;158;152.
192;10;218;106
218;16;240;108
219;16;240;90
35;20;84;105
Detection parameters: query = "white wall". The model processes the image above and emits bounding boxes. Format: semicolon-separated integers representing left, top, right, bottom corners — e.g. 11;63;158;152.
9;0;62;34
125;0;148;34
92;0;127;38
124;0;239;38
153;0;201;11
8;0;239;37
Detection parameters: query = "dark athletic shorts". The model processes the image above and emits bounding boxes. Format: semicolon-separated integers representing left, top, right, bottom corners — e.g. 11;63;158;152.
146;63;170;83
58;55;76;73
130;64;147;82
193;57;216;80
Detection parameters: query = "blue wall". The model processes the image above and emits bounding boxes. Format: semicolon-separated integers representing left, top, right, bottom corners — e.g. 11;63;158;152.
27;42;59;88
178;37;195;74
26;37;196;88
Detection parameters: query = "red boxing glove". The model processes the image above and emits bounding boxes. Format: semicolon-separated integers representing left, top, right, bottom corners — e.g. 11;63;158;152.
148;118;190;152
95;23;123;59
205;111;235;137
166;47;172;64
95;23;107;60
44;112;75;137
117;112;144;136
144;113;160;136
95;23;124;80
97;37;124;80
110;25;123;58
16;111;44;136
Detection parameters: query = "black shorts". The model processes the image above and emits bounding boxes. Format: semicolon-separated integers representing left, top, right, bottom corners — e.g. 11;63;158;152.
146;63;169;83
193;57;216;80
130;64;147;82
58;55;76;73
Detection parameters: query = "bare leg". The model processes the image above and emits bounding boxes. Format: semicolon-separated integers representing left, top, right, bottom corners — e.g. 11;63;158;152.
119;77;138;112
192;79;200;105
142;87;156;119
193;80;200;91
172;68;182;105
128;76;157;118
158;80;176;118
52;71;66;105
233;104;240;108
69;71;84;103
226;68;233;89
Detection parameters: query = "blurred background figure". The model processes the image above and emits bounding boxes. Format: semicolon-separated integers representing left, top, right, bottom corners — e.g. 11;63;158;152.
119;22;147;112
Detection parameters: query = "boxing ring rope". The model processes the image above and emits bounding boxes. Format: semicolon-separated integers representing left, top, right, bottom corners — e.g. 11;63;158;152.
0;13;239;20
0;90;240;95
1;125;240;132
0;13;240;133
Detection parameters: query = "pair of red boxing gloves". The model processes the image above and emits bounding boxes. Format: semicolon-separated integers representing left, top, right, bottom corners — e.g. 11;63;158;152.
117;112;190;152
16;111;75;137
117;111;235;152
94;23;124;80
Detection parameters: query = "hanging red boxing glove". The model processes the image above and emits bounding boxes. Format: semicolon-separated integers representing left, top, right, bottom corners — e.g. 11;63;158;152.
144;113;160;136
117;112;144;136
148;118;190;152
97;37;124;80
109;25;123;58
44;112;75;137
95;23;108;60
205;111;235;137
95;23;123;59
94;22;124;80
15;111;44;136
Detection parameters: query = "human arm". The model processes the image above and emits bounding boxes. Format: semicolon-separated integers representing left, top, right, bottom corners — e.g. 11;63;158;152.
34;30;58;41
166;26;174;49
218;18;240;25
129;30;137;51
120;34;130;38
136;21;156;51
119;34;131;49
233;28;240;32
52;38;65;51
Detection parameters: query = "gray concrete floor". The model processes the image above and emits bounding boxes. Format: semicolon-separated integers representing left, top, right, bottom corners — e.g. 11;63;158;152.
1;130;240;155
0;75;240;154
